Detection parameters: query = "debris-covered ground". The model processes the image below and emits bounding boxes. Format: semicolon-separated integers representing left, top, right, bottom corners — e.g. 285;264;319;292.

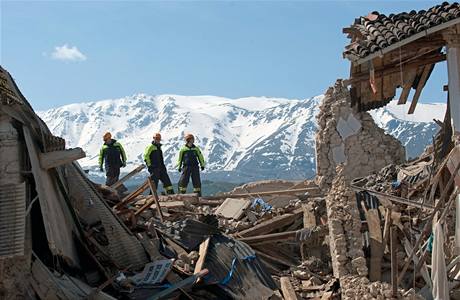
1;2;460;299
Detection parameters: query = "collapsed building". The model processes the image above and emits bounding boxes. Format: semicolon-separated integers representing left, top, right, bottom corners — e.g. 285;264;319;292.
1;1;460;300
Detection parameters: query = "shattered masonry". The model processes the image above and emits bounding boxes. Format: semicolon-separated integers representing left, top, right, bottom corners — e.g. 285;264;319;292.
325;165;367;278
315;80;405;191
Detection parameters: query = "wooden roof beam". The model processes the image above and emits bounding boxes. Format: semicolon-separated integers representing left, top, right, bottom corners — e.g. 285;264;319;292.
398;68;418;105
346;53;445;85
408;64;434;114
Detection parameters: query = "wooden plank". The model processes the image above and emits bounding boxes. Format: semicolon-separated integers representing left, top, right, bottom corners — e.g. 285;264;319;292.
146;177;164;222
366;209;383;281
408;64;433;114
381;208;392;254
398;68;417;105
235;207;303;237
39;148;85;170
194;237;210;275
391;227;398;297
23;127;80;266
215;198;251;220
302;203;320;260
111;164;145;189
113;180;149;210
238;226;328;245
202;187;321;200
280;277;298;300
302;203;316;228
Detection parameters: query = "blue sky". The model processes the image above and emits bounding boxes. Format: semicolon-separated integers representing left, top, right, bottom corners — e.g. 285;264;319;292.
1;0;449;110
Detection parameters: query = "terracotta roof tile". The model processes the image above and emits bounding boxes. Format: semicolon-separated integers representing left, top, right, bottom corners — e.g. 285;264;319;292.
343;2;460;60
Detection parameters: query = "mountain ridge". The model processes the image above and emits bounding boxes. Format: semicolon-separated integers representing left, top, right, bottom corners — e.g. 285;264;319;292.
38;94;444;182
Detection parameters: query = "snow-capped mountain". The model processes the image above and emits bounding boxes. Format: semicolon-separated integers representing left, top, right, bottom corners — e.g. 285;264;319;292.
38;94;444;182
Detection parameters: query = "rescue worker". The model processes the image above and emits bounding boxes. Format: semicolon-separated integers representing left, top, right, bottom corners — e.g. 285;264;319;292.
177;133;205;196
143;132;175;194
98;132;127;186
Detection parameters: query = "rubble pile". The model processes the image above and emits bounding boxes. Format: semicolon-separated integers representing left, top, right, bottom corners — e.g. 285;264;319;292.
2;5;460;295
339;276;421;300
315;80;405;191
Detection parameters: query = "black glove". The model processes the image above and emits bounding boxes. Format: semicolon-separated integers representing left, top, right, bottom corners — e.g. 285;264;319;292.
201;166;205;171
99;166;103;172
122;162;126;168
178;167;182;172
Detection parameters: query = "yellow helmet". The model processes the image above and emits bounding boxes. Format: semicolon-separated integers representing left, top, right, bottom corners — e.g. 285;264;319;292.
103;132;112;142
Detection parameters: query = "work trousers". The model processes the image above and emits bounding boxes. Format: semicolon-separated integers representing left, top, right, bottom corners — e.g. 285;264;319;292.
150;166;174;194
178;165;201;195
105;166;120;186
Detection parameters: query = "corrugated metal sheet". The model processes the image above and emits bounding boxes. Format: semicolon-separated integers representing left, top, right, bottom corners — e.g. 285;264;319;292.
0;182;26;256
202;234;276;299
153;219;220;251
65;163;148;270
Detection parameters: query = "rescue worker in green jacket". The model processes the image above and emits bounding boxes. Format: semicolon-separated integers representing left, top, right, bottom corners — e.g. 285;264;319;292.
177;133;205;196
143;132;175;194
98;132;127;186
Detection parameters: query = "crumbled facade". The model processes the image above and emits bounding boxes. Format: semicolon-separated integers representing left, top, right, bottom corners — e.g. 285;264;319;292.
315;80;405;190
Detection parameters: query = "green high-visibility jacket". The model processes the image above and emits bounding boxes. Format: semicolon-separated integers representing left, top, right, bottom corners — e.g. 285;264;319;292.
98;139;127;168
176;144;205;169
143;142;165;168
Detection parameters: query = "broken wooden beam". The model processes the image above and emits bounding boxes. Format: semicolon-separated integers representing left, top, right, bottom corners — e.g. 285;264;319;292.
408;64;433;114
111;164;145;189
237;225;328;245
280;277;298;300
194;237;210;278
145;177;164;222
39;148;85;170
113;180;149;210
235;207;303;237
391;226;398;297
202;187;321;200
351;185;435;210
365;208;383;282
381;208;392;254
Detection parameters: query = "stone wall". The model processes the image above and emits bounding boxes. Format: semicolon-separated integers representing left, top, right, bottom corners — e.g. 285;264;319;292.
315;80;405;191
325;165;367;278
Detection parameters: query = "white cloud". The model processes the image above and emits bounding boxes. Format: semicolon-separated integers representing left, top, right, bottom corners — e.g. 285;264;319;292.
51;44;87;62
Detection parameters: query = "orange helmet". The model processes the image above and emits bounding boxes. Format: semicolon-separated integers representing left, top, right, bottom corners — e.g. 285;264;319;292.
184;133;194;142
103;132;112;142
154;132;161;140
